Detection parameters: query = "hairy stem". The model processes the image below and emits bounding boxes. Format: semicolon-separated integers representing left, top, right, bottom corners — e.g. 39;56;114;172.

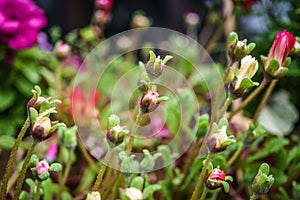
14;140;37;200
253;79;278;122
126;112;142;153
190;153;212;200
199;187;209;200
228;78;268;120
92;148;113;191
227;142;243;167
34;181;41;200
0;117;30;200
57;149;74;200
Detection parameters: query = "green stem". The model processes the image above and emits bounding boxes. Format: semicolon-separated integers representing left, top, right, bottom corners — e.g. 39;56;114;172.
253;79;278;123
34;181;41;200
218;96;232;121
199;187;209;200
190;153;212;200
14;140;38;200
125;112;142;153
0;117;30;200
57;149;74;200
92;148;113;191
227;142;243;167
228;78;268;120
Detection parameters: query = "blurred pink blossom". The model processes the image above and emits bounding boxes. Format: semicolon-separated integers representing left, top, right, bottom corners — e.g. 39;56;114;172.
36;160;49;175
0;0;47;50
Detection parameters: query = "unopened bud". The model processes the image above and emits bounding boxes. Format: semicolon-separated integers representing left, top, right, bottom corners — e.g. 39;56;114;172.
252;163;274;197
54;41;70;60
32;116;52;141
145;51;172;79
86;191;101;200
206;168;233;192
140;91;160;113
106;125;127;146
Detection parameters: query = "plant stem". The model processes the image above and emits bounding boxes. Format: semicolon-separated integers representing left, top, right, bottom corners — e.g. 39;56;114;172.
199;187;209;200
0;117;30;200
34;181;41;200
253;79;278;122
126;112;142;153
218;96;232;121
92;148;113;191
103;170;120;200
57;149;74;200
14;140;38;200
190;153;212;200
227;142;243;167
228;78;268;120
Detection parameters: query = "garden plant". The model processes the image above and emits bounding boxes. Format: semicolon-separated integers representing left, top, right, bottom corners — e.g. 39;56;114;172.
1;0;300;200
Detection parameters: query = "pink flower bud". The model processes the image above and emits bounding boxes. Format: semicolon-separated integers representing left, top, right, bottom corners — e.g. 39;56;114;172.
140;91;160;113
206;168;226;190
36;160;50;175
264;30;296;78
54;42;71;60
32;116;52;141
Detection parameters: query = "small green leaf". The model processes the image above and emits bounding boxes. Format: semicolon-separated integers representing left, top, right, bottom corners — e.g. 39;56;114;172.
19;191;29;200
266;59;280;75
143;184;162;199
221;181;230;193
39;172;50;181
248;43;256;53
30;107;39;123
259;163;270;174
50;163;63;172
130;176;144;190
149;51;156;62
30;154;39;165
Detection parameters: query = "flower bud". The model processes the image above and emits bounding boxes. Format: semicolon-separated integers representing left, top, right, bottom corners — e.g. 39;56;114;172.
140;90;159;113
32;116;52;141
184;12;200;27
131;12;151;28
206;125;235;152
106;125;127;146
86;191;101;200
227;32;255;62
206;168;226;190
124;187;143;200
264;30;296;79
54;41;70;60
59;126;77;150
145;51;172;79
252;163;274;197
36;160;49;175
206;168;233;192
229;55;259;98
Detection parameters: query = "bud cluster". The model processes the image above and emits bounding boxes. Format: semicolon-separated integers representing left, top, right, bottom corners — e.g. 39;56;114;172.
30;155;62;181
27;86;66;141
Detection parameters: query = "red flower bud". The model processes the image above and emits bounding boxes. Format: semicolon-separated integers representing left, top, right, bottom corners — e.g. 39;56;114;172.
140;91;159;113
206;168;226;190
32;116;52;141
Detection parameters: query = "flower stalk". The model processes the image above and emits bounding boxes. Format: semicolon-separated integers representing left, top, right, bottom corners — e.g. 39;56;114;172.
0;117;30;200
13;140;38;200
190;153;212;200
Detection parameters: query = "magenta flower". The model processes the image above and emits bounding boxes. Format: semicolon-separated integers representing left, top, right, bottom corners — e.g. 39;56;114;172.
46;144;58;162
264;30;296;78
0;0;47;50
36;160;49;175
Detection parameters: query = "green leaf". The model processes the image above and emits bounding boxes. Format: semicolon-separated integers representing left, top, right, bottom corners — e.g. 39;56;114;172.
61;192;73;200
266;59;280;75
221;181;230;193
19;191;30;200
143;184;161;199
246;138;289;162
259;163;270;174
30;154;39;165
0;135;15;149
29;107;38;123
163;96;180;136
130;176;144;190
239;78;259;90
50;163;63;172
258;90;299;136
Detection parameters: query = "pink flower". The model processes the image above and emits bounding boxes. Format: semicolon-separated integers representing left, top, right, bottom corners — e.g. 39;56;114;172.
36;160;50;175
0;0;47;50
95;0;113;10
46;144;58;162
267;30;295;66
70;86;100;126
